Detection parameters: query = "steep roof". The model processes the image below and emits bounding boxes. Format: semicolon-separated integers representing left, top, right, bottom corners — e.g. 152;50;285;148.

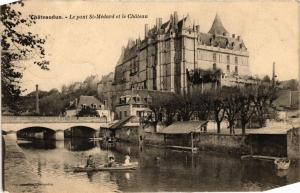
208;14;229;35
77;96;103;109
198;32;247;51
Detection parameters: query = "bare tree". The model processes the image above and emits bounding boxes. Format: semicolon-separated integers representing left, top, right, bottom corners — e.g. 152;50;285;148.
211;91;225;133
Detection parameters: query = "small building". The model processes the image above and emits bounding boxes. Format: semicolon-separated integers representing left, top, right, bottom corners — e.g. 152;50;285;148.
65;95;113;121
157;121;208;147
115;93;152;120
100;116;141;143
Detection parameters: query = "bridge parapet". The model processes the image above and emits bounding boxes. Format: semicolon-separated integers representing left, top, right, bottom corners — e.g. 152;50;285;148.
2;116;107;123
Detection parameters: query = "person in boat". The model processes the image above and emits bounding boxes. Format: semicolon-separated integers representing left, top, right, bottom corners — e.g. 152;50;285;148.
86;155;96;168
107;155;116;167
123;155;131;166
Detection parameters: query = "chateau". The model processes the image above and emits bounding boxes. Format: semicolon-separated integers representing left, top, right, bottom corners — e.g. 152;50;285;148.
98;12;253;109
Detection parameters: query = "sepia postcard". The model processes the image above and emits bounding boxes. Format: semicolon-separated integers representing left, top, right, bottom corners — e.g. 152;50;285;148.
1;0;300;193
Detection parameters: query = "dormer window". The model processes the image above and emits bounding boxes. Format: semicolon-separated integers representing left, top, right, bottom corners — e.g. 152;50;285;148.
231;42;235;48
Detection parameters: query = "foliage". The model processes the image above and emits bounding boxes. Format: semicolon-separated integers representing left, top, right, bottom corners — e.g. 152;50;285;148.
187;68;222;84
143;82;278;136
13;74;100;116
77;106;99;117
1;1;49;110
280;79;299;91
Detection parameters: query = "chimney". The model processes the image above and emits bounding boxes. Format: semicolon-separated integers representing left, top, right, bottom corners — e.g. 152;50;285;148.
174;11;178;24
272;62;276;86
35;84;40;114
145;24;149;38
156;18;159;29
232;34;235;38
158;18;162;28
195;25;200;32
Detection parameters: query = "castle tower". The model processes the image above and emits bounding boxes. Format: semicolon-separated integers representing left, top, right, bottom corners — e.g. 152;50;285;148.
208;13;229;36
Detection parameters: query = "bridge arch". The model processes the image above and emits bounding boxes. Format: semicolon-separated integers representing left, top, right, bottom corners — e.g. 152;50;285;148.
65;126;97;138
17;126;56;140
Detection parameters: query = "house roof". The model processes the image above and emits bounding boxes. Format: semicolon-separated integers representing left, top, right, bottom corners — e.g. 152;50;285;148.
106;116;135;130
247;127;291;135
208;14;229;35
77;96;103;109
159;121;208;134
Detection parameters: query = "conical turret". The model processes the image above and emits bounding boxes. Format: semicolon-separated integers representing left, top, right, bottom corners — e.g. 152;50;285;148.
208;13;229;36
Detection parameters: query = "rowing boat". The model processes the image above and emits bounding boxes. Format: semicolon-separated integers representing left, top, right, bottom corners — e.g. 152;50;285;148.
73;162;138;172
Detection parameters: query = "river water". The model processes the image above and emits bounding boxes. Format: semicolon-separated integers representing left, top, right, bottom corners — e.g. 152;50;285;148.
18;139;300;193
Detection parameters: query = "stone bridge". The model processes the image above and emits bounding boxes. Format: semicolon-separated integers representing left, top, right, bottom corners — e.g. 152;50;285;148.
1;116;108;140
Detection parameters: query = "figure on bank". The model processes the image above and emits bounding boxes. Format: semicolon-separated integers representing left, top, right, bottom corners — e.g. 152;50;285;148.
86;155;96;168
123;155;131;166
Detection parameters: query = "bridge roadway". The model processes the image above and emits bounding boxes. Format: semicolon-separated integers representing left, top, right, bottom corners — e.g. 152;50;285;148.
1;116;108;141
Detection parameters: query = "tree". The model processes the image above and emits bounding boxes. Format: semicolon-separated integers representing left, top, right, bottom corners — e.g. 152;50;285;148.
238;89;255;135
223;88;240;135
1;1;49;110
39;92;64;116
253;84;278;127
77;106;99;117
176;94;195;122
193;92;212;122
211;91;225;133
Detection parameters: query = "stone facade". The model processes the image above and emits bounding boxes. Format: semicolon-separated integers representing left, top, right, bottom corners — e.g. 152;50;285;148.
115;94;152;119
103;12;250;96
97;12;253;112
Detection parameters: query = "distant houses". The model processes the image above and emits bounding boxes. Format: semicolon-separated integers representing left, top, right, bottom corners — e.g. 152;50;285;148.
115;93;152;119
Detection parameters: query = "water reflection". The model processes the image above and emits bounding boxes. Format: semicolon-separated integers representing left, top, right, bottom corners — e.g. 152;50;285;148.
64;138;96;151
18;138;98;151
18;139;56;149
17;140;300;192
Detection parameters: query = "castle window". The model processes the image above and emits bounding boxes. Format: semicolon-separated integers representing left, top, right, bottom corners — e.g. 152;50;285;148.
213;53;216;62
235;66;238;74
119;111;122;119
227;65;230;72
235;56;238;64
213;63;217;70
227;55;230;64
124;111;127;117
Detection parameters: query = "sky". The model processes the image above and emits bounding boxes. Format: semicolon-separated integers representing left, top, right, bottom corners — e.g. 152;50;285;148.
10;0;299;93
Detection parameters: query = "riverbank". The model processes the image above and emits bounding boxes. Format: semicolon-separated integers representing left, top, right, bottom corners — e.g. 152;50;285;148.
3;135;45;193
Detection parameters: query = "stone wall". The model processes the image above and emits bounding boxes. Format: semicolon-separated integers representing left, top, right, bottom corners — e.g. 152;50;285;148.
3;135;44;193
246;134;287;157
287;127;300;160
194;133;249;154
115;126;140;144
143;131;249;154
